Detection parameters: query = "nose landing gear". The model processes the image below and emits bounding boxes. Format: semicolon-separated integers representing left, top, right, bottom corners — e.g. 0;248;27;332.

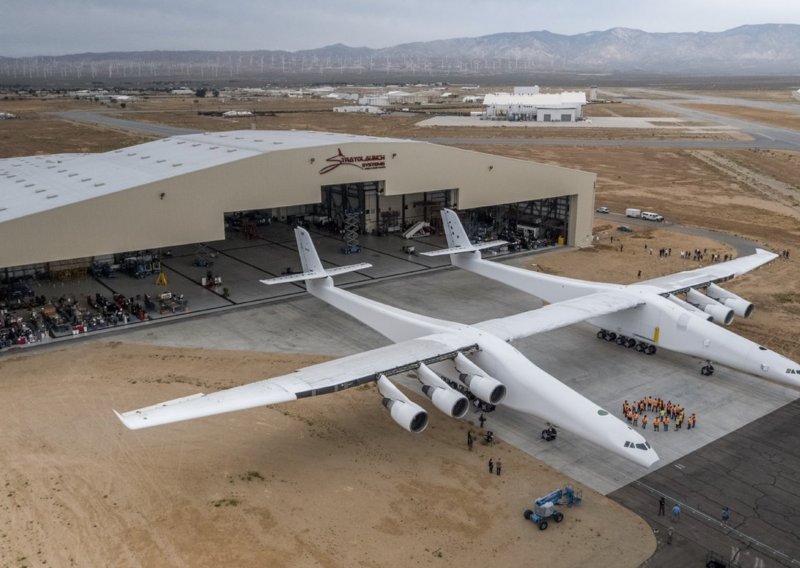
701;361;715;376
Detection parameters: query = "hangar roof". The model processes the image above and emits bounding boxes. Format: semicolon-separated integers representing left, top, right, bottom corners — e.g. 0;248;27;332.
0;130;412;224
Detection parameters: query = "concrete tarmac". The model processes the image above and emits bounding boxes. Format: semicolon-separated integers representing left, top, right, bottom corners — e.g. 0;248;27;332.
14;229;799;565
611;398;800;568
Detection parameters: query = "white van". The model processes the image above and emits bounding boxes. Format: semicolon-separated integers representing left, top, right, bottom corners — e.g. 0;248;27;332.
641;211;664;222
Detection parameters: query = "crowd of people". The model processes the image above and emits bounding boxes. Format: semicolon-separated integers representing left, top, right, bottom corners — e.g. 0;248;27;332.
622;397;697;432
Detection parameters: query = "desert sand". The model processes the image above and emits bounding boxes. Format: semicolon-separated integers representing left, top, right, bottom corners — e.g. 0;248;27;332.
0;342;655;567
2;88;798;567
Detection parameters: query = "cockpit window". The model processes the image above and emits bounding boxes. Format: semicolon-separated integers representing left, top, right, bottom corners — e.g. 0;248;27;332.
625;441;650;451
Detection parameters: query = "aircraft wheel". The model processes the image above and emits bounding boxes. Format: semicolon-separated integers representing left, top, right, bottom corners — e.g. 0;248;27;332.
645;345;657;355
626;338;637;348
616;336;626;346
701;365;714;376
635;342;645;352
607;332;617;341
597;330;607;340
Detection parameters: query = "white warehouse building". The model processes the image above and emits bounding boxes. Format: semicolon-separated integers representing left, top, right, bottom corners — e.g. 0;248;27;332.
483;91;587;122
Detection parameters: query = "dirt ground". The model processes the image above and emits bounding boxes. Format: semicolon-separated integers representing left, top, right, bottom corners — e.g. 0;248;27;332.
0;343;654;568
2;88;800;566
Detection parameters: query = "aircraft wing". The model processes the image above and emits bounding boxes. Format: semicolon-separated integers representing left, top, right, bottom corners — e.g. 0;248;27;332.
475;291;644;342
637;248;778;294
114;334;476;430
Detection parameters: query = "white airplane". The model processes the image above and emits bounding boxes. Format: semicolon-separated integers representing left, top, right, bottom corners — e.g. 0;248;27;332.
115;227;659;467
423;209;800;387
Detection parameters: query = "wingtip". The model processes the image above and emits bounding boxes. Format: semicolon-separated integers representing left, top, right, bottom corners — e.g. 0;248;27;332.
113;409;133;429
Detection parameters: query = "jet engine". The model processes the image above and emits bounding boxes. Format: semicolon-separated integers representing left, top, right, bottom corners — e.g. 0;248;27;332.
453;353;507;404
706;283;754;318
687;289;734;325
377;375;429;433
416;363;470;418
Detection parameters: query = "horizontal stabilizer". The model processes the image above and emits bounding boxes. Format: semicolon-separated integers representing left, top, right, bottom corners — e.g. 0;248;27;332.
325;263;372;276
421;240;507;257
261;262;372;285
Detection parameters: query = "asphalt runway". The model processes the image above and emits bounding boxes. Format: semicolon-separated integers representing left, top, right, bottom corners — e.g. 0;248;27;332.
611;398;800;568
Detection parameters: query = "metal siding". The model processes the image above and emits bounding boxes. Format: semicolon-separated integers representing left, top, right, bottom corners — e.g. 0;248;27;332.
0;134;596;268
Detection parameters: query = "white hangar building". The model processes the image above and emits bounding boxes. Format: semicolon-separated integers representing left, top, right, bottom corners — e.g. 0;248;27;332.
483;91;587;122
0;130;596;273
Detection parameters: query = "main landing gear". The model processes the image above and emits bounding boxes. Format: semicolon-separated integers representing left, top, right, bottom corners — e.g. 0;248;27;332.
701;361;715;376
597;329;656;355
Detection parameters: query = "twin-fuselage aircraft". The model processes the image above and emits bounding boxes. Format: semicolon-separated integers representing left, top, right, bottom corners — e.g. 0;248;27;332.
115;210;798;469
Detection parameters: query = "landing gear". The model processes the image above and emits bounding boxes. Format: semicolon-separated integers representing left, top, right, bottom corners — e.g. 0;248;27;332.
701;362;715;376
541;425;557;442
598;330;656;355
597;330;617;341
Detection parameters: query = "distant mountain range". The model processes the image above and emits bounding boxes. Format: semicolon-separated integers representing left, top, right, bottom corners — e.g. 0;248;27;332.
2;24;799;87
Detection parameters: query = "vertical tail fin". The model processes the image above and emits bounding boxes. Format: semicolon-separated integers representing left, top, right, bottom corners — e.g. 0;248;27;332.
295;227;326;275
420;209;507;257
261;227;372;285
441;208;472;249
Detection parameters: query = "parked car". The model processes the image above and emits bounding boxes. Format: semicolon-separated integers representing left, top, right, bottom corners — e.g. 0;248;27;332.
616;225;634;233
596;206;609;213
641;211;664;222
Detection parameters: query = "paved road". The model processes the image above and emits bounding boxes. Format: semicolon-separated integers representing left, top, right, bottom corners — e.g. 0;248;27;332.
598;213;762;257
605;89;800;151
55;110;201;137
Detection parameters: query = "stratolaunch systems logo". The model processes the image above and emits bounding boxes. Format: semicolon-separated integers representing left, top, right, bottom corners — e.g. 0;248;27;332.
319;148;386;174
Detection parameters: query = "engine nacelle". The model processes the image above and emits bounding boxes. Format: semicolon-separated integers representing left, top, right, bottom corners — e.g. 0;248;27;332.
687;289;734;326
666;294;712;321
377;375;428;433
707;283;754;318
453;353;507;404
417;363;469;418
422;385;470;418
460;374;507;404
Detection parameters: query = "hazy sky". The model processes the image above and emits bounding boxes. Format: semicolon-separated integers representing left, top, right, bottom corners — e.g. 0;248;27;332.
2;0;799;57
